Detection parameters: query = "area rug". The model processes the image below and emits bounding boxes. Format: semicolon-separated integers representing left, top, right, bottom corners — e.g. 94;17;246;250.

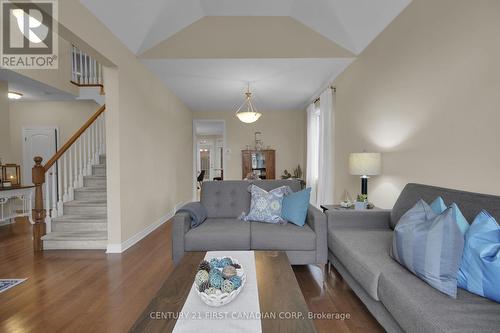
0;279;27;293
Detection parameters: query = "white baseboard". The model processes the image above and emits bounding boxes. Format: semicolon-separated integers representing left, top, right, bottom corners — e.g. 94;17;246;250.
106;201;187;254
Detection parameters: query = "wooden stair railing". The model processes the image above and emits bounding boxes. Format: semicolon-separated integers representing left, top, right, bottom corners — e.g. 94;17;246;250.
31;105;106;251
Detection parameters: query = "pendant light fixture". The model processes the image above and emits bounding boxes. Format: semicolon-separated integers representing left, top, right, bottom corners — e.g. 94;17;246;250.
235;83;262;123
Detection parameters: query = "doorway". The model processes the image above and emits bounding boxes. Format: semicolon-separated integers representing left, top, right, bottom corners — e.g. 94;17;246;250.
22;127;58;186
193;120;226;200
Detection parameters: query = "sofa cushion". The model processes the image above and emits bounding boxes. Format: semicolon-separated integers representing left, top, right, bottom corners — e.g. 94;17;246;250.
378;264;500;333
251;222;316;251
390;183;500;229
328;228;399;300
201;181;251;218
185;218;250;251
200;180;303;218
391;200;464;298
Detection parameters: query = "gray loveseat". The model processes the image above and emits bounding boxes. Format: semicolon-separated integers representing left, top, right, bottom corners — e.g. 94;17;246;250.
172;180;327;267
327;183;500;333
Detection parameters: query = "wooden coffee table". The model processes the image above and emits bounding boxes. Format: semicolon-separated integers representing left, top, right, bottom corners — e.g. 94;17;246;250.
131;251;317;333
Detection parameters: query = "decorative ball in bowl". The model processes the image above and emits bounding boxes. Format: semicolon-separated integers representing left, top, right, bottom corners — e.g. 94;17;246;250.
194;256;246;307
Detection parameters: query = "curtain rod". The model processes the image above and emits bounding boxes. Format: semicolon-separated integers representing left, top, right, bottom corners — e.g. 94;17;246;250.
313;86;335;104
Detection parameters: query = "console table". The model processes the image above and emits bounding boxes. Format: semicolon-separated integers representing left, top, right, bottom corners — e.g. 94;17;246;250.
0;186;34;224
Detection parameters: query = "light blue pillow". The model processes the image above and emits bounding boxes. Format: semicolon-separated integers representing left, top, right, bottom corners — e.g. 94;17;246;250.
430;196;447;214
450;203;470;235
457;210;500;303
282;188;311;226
430;197;469;235
392;199;465;298
241;185;288;223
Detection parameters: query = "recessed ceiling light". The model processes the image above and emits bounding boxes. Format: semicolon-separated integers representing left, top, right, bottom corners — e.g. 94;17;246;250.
8;91;23;100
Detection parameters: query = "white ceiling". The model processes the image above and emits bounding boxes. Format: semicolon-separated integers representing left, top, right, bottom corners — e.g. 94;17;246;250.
80;0;411;112
143;58;354;111
0;69;76;101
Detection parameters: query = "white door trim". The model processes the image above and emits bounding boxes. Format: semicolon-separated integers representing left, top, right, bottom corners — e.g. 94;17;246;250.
192;119;226;201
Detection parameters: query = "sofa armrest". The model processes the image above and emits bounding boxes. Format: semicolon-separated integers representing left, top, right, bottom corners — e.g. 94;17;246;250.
172;211;192;265
326;209;392;229
306;204;327;264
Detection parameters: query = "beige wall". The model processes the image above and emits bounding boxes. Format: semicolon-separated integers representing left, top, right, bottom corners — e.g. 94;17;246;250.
59;0;193;245
14;37;79;96
8;100;98;167
0;81;12;163
332;0;500;208
194;110;306;180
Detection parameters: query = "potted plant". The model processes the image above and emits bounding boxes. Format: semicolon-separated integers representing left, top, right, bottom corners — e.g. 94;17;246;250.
354;194;368;210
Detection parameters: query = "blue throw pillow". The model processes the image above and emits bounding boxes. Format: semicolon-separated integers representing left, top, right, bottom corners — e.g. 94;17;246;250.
457;210;500;303
241;185;288;223
430;196;447;214
430;197;469;235
282;187;311;226
450;203;470;235
392;199;465;298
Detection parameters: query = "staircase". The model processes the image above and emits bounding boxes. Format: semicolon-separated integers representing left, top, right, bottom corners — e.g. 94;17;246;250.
41;154;107;250
29;45;108;252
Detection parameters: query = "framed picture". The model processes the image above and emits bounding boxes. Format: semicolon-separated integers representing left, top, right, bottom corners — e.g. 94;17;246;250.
2;164;21;187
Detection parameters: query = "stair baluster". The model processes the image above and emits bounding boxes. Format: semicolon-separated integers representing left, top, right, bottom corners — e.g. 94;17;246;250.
68;147;74;201
45;170;51;232
51;164;58;217
102;114;106;152
93;58;97;84
99;115;104;155
57;159;63;216
87;125;92;175
93;122;99;164
71;44;76;82
62;154;69;202
78;49;83;84
73;140;79;190
78;136;84;187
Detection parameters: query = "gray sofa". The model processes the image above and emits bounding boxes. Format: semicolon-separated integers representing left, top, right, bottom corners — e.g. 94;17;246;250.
327;183;500;333
172;179;327;267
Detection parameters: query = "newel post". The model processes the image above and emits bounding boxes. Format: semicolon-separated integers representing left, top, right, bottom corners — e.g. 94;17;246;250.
32;156;46;251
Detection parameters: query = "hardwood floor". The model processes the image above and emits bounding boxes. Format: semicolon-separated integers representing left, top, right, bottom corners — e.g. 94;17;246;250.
0;218;383;333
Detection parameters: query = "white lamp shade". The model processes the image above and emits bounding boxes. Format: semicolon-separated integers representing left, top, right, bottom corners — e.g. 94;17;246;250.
236;111;262;123
349;153;382;176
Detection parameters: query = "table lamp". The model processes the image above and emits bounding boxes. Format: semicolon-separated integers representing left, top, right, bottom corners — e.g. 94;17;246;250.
349;153;382;196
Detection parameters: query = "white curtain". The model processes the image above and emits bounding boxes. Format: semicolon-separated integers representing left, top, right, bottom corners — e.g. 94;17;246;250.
317;88;335;206
306;103;320;206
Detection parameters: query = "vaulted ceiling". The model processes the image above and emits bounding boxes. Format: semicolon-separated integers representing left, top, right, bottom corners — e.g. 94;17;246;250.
80;0;411;111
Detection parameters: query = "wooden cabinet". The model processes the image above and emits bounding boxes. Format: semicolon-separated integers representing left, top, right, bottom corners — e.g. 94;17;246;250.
242;150;275;180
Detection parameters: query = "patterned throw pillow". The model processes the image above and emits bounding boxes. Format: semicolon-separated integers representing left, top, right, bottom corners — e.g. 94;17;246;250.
391;199;465;298
241;185;289;223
